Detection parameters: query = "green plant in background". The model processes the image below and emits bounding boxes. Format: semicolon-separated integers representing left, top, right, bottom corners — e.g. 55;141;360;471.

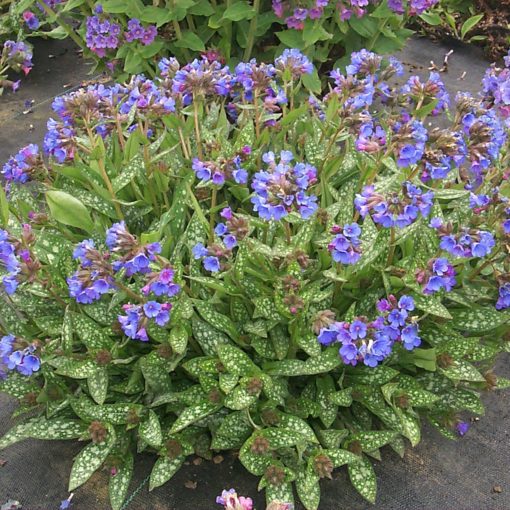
1;49;510;510
1;0;441;79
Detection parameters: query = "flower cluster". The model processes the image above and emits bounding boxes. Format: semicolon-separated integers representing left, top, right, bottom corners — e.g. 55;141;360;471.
317;295;420;367
458;98;506;186
0;334;40;379
2;40;33;75
496;282;510;310
193;206;250;271
355;121;386;153
251;150;318;221
192;148;250;186
420;128;466;181
400;72;450;115
431;219;496;258
124;19;157;45
118;302;172;341
274;49;313;78
67;240;115;304
170;58;233;105
392;116;428;167
106;222;162;276
0;230;20;295
416;257;456;295
272;0;327;29
216;488;253;510
355;182;434;228
85;12;122;58
141;267;181;298
23;11;40;30
68;223;181;339
328;223;362;265
482;51;510;125
1;144;42;184
43;118;76;163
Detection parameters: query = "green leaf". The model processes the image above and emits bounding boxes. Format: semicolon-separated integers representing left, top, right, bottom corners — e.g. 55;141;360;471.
348;456;377;503
275;412;318;443
139;410;163;448
419;12;442;25
195;301;239;341
265;481;295;507
149;455;185;490
71;312;113;350
46;190;94;233
329;388;353;406
0;418;87;450
239;436;272;475
349;430;396;451
461;14;484;39
296;470;320;510
169;325;188;354
69;427;116;491
412;293;452;319
345;365;399;385
174;31;206;52
224;385;258;410
218;344;260;376
451;308;510;334
439;360;486;382
327;449;360;467
88;367;108;405
192;316;230;355
222;1;255;21
276;30;304;49
112;154;144;192
211;411;252;450
109;452;134;510
170;402;221;433
0;184;9;227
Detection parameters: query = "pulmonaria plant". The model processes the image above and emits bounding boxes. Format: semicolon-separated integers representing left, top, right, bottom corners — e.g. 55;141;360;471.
1;49;510;510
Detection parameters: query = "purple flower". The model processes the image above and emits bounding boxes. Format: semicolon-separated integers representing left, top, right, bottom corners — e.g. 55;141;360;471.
456;421;469;437
274;49;313;78
355;182;434;229
496;282;510;310
118;302;172;341
251;151;318;221
203;256;220;272
317;295;420;368
142;267;181;298
22;11;40;30
328;224;362;265
418;257;456;295
438;228;495;258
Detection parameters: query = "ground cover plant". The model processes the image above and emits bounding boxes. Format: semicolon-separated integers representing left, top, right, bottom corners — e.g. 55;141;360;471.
1;48;510;510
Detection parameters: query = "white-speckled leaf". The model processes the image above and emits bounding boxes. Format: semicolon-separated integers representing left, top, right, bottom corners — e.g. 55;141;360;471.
348;455;377;503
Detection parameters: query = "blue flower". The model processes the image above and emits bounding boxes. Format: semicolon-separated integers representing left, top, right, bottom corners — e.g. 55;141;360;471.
203;256;220;272
192;243;209;259
496;283;510;310
328;224;362;265
251;151;318;221
274;49;313;78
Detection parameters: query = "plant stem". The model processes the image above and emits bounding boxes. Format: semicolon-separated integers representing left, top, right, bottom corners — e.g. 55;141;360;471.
387;227;396;266
86;125;124;220
243;0;260;61
209;188;217;243
193;99;203;159
284;222;292;244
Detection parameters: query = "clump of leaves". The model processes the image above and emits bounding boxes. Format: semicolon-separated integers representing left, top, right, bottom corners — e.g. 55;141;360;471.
1;49;510;509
